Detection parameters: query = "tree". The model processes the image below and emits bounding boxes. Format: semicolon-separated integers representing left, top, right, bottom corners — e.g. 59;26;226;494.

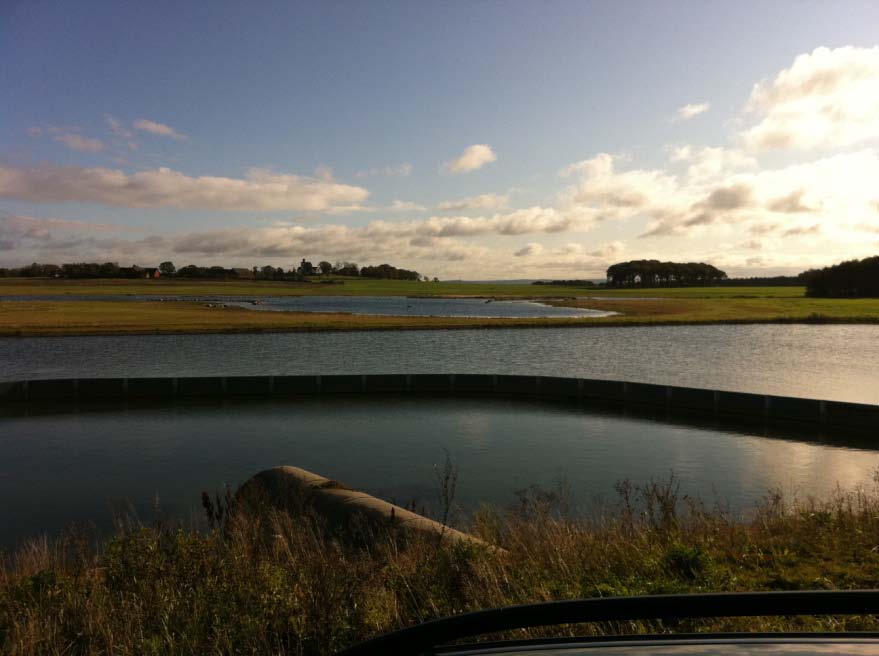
803;256;879;298
318;261;333;275
606;260;727;288
334;261;360;277
159;261;176;276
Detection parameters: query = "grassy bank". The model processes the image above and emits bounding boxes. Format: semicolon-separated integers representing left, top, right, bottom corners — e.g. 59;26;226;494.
3;296;879;337
4;479;879;654
0;277;808;299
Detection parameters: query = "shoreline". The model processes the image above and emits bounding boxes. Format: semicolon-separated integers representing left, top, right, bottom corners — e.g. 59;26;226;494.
3;313;879;338
3;283;879;337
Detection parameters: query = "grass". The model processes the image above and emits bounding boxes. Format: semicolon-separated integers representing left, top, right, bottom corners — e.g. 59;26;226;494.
4;476;879;654
0;277;808;299
549;296;879;325
3;295;879;336
2;279;878;336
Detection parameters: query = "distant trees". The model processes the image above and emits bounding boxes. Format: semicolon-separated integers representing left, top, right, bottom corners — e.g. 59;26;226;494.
533;279;598;287
359;263;420;281
0;262;65;278
333;261;360;277
802;256;879;297
606;260;727;288
0;258;422;282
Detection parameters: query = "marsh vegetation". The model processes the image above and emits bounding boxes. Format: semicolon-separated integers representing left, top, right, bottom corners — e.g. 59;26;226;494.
4;477;879;654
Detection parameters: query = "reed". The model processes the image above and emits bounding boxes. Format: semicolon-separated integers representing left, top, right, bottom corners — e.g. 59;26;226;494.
4;475;879;654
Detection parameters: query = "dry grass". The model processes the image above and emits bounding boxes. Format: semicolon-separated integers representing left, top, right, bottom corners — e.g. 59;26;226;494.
3;295;879;337
4;477;879;654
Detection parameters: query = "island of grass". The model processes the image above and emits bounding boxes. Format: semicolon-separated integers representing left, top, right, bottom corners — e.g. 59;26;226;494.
2;278;879;336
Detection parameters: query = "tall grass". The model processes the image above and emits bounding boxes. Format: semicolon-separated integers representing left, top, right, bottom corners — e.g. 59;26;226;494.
4;476;879;654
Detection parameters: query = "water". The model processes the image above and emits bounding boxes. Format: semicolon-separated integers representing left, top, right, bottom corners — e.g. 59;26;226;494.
3;395;879;549
2;324;878;403
4;323;879;549
0;294;613;318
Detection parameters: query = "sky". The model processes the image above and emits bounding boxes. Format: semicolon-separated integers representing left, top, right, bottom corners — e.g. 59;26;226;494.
2;0;879;279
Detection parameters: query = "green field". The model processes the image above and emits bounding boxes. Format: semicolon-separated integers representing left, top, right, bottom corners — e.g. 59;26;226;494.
2;278;878;336
0;276;807;298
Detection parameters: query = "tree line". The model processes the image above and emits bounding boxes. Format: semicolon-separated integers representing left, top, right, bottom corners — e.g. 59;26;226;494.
0;260;426;281
606;260;727;287
802;256;879;298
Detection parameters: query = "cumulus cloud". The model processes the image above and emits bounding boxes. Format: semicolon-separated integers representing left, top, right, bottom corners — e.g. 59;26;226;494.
782;223;822;237
354;163;412;179
133;118;187;140
438;193;508;211
630;148;879;239
104;114;134;140
554;243;582;256
558;153;680;218
53;134;106;152
514;242;543;257
170;223;490;262
588;240;624;258
677;102;710;121
27;124;109;152
0;163;370;212
742;46;879;150
1;203;589;268
0;211;132;252
767;189;818;213
444;144;496;174
669;146;757;183
388;200;426;211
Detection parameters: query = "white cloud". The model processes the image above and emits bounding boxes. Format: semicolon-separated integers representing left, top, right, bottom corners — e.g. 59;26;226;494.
388;200;426;211
555;243;582;256
589;240;624;258
558;153;681;219
438;193;508;211
669;146;757;183
640;149;879;238
104;114;134;140
0;163;370;212
766;189;819;213
53;134;105;153
354;163;412;179
514;243;543;257
133;118;187;140
782;223;822;237
742;46;879;150
444;144;496;174
413;207;586;237
677;102;710;121
0;211;132;252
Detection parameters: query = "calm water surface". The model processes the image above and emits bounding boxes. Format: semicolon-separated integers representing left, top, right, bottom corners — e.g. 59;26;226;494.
3;324;879;548
3;396;879;549
2;324;878;403
0;294;612;318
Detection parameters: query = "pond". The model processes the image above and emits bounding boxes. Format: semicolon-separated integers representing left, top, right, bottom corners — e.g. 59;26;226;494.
0;294;614;318
3;395;879;549
2;324;878;403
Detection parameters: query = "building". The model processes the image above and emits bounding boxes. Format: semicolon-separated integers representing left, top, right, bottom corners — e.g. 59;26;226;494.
297;259;316;275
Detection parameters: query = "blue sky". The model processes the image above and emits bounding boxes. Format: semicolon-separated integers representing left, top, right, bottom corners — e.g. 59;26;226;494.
3;1;879;278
